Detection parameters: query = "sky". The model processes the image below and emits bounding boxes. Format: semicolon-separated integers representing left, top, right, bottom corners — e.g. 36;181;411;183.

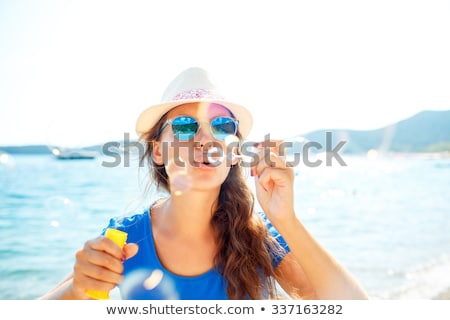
1;0;450;147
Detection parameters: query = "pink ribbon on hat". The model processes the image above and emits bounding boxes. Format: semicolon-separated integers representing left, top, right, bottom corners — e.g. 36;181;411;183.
172;88;225;101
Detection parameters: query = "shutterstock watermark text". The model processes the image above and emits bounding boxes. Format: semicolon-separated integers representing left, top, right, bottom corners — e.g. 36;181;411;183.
101;132;347;168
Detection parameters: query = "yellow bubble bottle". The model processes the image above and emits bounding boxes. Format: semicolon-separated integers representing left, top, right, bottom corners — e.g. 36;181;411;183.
85;228;128;299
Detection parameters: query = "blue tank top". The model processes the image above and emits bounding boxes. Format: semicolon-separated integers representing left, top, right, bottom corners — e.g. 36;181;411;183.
102;209;290;299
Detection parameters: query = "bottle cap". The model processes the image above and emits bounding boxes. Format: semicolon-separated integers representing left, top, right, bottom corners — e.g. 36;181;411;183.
105;228;128;248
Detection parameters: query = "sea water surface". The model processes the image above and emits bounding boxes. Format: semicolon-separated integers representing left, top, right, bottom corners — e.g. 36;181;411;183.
0;152;449;299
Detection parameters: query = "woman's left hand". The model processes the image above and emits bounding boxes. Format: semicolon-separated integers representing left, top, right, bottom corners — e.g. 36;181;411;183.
252;143;296;225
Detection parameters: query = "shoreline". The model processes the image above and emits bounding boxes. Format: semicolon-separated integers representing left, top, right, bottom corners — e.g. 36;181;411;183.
433;287;450;300
382;151;450;159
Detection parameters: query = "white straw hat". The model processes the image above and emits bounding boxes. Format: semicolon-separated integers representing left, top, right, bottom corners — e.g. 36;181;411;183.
135;67;253;138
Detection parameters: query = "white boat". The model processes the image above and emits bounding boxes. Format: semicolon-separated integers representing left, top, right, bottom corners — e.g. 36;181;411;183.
50;146;98;160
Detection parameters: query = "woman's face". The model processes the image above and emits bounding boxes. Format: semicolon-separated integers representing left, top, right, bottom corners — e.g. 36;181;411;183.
153;102;239;193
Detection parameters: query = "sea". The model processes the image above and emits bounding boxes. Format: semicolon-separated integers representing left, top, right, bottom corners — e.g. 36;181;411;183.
0;151;449;300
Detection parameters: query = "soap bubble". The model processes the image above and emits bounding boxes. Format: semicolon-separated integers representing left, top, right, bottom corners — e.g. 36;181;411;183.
44;195;78;228
170;171;192;196
0;152;15;190
121;269;179;299
166;159;191;196
206;146;225;166
224;135;240;147
223;135;242;165
0;152;13;167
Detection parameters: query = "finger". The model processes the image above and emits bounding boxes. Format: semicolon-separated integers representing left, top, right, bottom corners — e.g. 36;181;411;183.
88;236;125;260
254;151;287;177
257;167;293;192
73;268;119;293
80;238;124;272
123;243;139;260
268;152;287;168
86;250;124;274
74;255;124;285
76;245;124;275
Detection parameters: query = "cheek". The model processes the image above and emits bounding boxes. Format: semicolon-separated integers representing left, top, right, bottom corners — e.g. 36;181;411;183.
158;134;189;162
164;145;189;165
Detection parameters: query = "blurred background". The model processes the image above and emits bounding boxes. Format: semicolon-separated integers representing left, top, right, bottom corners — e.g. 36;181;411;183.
1;0;449;299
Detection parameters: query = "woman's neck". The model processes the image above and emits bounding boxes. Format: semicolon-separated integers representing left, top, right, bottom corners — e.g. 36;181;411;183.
154;188;220;239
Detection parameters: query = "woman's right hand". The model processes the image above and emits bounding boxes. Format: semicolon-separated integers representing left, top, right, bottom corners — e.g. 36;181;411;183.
70;236;138;299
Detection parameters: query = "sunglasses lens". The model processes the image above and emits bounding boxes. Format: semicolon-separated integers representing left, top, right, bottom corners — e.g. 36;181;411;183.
211;117;237;140
172;116;198;140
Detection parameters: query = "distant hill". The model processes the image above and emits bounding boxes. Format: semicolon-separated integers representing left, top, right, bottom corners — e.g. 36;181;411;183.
1;110;449;155
0;145;51;154
299;110;450;154
0;144;103;155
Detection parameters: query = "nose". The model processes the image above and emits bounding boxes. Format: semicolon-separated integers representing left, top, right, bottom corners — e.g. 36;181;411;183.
195;121;214;147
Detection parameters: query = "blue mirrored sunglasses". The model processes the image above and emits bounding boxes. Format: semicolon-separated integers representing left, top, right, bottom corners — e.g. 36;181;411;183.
159;115;239;141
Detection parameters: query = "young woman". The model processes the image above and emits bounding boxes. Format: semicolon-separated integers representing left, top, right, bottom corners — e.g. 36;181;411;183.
39;67;368;300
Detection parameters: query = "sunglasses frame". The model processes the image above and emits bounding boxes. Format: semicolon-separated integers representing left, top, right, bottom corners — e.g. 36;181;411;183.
159;115;239;141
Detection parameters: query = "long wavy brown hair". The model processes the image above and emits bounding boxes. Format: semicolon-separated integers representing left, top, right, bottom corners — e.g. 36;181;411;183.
139;110;284;299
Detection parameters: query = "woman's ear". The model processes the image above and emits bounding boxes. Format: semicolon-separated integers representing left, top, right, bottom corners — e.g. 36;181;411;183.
152;140;164;165
230;146;239;166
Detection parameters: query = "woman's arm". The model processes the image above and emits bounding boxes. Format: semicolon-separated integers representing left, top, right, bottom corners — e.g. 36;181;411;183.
273;214;368;300
254;149;368;300
274;252;317;299
38;274;80;300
